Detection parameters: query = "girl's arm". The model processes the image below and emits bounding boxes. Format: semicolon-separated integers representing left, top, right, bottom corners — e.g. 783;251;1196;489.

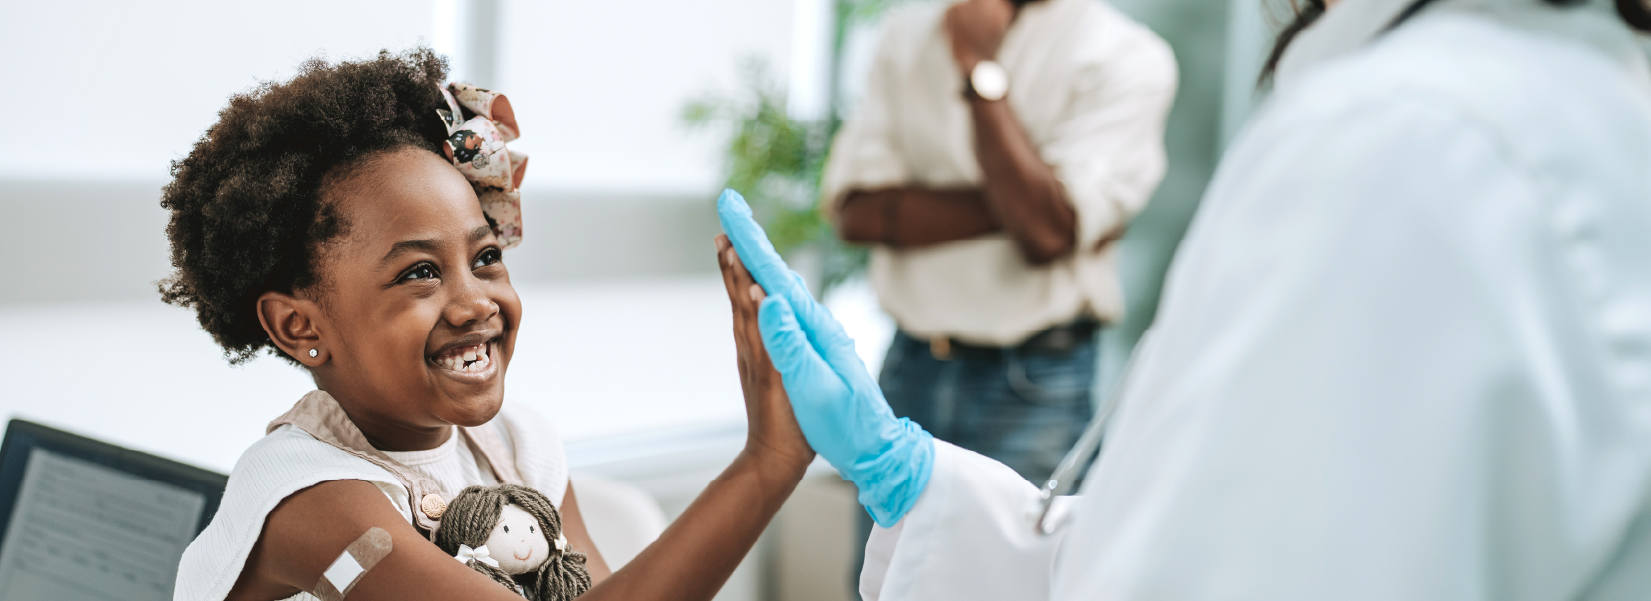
226;479;531;601
580;235;814;600
226;237;813;601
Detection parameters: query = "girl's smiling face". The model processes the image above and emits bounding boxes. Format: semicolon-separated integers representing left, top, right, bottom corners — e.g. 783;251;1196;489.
261;147;522;450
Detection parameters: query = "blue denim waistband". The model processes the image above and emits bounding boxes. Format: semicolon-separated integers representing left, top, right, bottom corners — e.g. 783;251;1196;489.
902;319;1100;361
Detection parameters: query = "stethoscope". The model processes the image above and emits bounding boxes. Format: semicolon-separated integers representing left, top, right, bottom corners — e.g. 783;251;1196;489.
1032;334;1147;535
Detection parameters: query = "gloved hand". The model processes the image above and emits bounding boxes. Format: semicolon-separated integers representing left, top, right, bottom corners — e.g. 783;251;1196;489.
717;189;934;527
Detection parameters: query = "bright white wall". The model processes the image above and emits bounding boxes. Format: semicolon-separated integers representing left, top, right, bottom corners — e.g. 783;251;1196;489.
498;0;796;194
0;0;799;195
0;0;438;182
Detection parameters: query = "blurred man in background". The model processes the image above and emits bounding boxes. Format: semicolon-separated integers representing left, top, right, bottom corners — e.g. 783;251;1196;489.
823;0;1176;488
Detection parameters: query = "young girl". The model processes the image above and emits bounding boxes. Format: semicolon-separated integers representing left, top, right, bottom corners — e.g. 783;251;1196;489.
163;49;812;601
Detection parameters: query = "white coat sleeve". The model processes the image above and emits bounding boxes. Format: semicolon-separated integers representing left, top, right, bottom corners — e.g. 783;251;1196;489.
859;441;1064;601
1046;86;1651;599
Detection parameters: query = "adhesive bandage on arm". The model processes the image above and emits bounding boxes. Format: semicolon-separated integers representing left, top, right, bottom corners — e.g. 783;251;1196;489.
309;527;393;601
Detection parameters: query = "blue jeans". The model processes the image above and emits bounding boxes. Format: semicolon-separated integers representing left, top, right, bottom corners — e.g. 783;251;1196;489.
851;327;1097;586
879;329;1098;483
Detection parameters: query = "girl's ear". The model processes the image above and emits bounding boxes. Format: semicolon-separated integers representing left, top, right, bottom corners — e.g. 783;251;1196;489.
257;290;329;366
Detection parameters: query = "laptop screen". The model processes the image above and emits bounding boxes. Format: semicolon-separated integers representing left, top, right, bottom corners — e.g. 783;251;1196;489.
0;421;225;601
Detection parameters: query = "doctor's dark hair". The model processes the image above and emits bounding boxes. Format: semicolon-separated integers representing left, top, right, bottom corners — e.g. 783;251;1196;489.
433;484;593;601
1257;0;1651;87
158;48;452;365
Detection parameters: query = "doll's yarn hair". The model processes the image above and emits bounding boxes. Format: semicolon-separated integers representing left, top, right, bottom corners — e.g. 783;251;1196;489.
433;484;594;601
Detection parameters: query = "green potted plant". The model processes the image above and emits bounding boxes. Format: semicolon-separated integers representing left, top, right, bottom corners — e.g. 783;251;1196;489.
683;0;911;295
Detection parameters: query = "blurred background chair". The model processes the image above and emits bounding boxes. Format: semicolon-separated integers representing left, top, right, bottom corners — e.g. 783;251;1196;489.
570;474;670;569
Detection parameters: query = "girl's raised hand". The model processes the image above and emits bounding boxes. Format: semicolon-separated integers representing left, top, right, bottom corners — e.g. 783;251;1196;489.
717;189;933;527
715;234;815;473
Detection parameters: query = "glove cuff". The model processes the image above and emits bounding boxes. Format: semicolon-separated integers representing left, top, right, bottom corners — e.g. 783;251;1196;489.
851;419;936;527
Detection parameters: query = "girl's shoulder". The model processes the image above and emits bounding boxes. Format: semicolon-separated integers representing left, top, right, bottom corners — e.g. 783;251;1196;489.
489;402;570;507
175;425;410;601
176;405;565;601
244;423;403;475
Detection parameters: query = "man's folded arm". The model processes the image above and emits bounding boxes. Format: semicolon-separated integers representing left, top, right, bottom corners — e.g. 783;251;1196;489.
836;188;1001;247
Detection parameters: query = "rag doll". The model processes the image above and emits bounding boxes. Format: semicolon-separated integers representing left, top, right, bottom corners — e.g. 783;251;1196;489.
434;484;593;601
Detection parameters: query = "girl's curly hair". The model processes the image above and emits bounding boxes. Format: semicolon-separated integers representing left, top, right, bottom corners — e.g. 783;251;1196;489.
159;48;452;364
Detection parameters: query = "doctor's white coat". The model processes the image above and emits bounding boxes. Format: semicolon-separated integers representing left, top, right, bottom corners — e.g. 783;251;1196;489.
860;5;1651;601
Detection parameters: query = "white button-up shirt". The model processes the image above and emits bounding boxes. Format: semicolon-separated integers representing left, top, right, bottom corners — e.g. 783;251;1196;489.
821;0;1177;346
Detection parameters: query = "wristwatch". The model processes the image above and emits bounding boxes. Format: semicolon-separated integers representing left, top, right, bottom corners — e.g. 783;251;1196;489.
964;60;1009;101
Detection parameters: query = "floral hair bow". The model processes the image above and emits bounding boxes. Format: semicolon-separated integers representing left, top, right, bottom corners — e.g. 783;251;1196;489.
437;83;526;248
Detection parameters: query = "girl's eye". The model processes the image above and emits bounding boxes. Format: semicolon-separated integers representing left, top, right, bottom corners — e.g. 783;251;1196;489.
473;248;502;270
503;525;510;533
399;263;438;282
529;526;535;534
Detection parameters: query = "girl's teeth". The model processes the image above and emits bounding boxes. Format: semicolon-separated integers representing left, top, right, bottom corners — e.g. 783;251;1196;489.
434;344;494;373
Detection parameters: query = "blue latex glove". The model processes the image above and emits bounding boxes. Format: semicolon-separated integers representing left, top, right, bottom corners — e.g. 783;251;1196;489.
716;189;934;527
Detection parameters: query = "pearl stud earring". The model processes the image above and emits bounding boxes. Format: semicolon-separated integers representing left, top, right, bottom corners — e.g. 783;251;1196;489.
308;349;319;358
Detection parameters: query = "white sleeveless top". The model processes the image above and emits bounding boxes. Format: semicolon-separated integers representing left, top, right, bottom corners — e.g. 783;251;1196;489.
380;429;500;501
173;401;568;601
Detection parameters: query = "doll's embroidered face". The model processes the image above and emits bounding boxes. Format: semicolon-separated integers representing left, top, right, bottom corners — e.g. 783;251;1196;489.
299;147;522;438
433;484;592;600
485;504;551;575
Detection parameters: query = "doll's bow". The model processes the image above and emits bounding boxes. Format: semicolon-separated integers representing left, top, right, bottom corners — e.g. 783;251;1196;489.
437;82;527;249
455;543;501;568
